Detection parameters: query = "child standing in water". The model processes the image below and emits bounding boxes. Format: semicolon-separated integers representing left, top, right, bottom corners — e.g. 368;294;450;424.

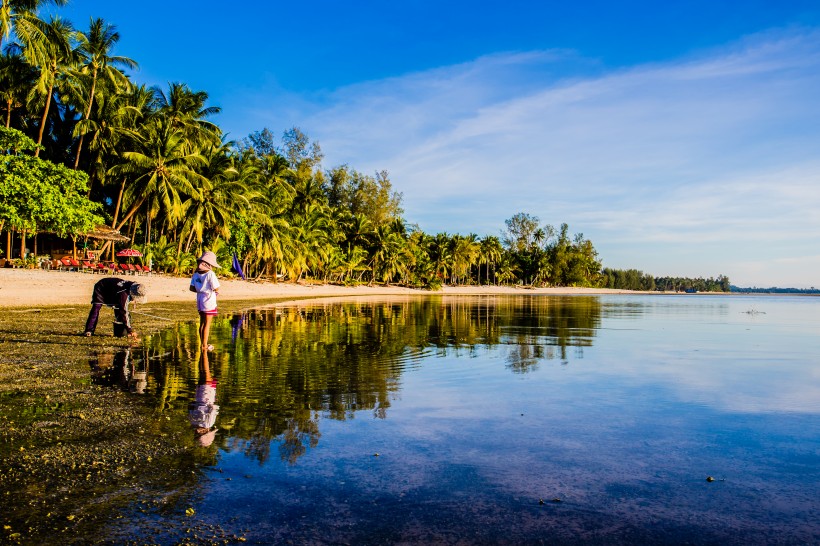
190;251;220;351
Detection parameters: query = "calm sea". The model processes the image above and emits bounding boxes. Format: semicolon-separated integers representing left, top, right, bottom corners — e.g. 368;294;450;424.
104;294;820;544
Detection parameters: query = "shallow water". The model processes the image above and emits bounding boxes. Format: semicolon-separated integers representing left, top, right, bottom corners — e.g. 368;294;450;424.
103;294;820;544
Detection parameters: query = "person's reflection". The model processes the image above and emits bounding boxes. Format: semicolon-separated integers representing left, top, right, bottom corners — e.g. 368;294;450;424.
129;351;148;394
188;351;219;447
90;349;130;390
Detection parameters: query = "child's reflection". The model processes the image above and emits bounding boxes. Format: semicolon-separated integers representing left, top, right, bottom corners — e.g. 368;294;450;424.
188;351;219;447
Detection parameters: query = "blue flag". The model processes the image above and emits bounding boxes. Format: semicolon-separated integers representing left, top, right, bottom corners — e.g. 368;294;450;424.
231;252;246;280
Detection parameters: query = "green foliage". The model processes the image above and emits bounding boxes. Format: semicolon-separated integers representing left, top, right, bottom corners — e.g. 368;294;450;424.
600;269;730;292
654;274;731;293
502;212;543;254
325;166;403;228
0;126;37;153
499;215;601;287
0;127;103;235
600;268;656;291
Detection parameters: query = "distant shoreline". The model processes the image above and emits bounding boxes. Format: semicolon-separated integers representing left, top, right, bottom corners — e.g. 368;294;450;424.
5;269;813;309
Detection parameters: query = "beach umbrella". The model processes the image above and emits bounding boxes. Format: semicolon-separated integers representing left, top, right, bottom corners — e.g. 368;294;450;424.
116;248;143;266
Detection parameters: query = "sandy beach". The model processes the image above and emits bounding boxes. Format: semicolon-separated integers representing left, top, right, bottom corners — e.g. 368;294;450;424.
0;268;630;308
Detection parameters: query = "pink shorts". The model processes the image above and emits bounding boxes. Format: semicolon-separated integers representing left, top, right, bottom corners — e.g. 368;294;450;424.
200;308;218;316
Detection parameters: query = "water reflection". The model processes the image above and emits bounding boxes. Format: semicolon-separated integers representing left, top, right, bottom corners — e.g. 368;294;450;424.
135;296;602;464
93;295;819;544
90;348;148;394
188;352;219;447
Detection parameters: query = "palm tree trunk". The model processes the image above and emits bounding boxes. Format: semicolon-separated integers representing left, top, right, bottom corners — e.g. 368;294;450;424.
111;178;126;229
74;70;97;169
74;134;86;169
5;100;11;128
35;76;56;157
175;235;184;273
184;228;195;253
115;194;147;232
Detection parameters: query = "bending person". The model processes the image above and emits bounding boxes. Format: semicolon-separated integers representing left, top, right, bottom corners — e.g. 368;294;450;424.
84;277;145;339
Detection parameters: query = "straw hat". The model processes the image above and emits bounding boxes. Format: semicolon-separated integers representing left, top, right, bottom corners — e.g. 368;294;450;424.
129;283;146;297
197;251;220;268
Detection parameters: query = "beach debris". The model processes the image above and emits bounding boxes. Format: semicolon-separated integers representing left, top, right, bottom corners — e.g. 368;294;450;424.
185;507;196;516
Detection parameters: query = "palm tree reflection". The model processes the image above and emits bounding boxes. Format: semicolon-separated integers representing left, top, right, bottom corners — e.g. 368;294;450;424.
145;297;602;464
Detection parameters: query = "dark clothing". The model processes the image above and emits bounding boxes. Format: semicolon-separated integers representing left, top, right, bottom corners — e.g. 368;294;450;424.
84;277;136;336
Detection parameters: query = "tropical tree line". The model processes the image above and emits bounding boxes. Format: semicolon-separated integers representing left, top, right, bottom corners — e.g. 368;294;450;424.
600;268;731;293
0;2;727;291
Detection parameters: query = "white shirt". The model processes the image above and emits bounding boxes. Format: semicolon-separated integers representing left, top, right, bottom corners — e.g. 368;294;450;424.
190;270;220;312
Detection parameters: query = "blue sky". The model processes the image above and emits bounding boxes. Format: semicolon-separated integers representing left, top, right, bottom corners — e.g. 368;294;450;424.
50;1;820;287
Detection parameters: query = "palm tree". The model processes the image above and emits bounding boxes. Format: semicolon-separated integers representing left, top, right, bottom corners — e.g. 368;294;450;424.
342;212;374;249
289;201;332;281
427;232;452;284
99;84;155;235
290;170;326;215
495;254;519;285
479;235;503;285
17;14;76;156
451;233;480;285
180;143;245;253
153;82;221;147
339;244;368;283
0;0;66;52
0;51;35;127
72;17;137;168
109;116;207;235
369;223;409;285
80;83;141;197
